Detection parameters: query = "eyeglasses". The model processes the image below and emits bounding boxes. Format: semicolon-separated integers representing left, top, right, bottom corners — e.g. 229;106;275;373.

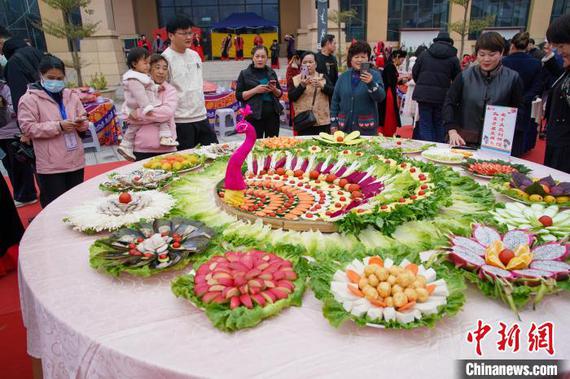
175;31;193;37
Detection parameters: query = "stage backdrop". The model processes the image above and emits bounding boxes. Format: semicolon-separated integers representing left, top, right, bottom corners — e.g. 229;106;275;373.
211;32;278;59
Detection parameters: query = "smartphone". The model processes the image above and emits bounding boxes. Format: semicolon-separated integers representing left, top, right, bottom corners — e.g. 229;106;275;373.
451;145;478;151
300;65;309;78
360;62;371;73
269;79;277;87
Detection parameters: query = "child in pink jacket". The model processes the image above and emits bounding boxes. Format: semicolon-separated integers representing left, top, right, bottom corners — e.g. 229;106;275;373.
118;47;177;161
18;55;89;207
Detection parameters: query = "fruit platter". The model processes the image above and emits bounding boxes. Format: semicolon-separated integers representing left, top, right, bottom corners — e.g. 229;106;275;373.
492;203;570;242
441;225;569;315
257;136;304;150
89;218;215;276
313;131;365;145
491;173;570;207
99;169;174;192
196;141;240;159
142;153;203;173
171;249;308;331
64;190;176;233
373;136;432;154
311;250;465;328
421;148;466;164
462;158;531;179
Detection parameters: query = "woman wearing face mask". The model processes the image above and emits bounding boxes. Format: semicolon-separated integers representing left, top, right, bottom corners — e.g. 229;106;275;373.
330;40;385;136
288;51;333;135
236;45;283;138
18;54;89;207
443;32;524;147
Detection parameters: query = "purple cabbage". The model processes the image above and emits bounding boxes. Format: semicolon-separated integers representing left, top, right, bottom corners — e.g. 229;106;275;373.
550;182;570;196
264;156;271;170
511;172;533;189
539;175;557;188
300;159;309;171
361;182;383;197
315;161;324;172
335;166;348;177
290;157;297;170
359;176;376;187
275;157;286;168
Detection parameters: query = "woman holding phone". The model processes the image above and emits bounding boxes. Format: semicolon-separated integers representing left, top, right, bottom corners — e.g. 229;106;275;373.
18;54;90;207
288;51;333;135
236;45;283;138
331;40;385;136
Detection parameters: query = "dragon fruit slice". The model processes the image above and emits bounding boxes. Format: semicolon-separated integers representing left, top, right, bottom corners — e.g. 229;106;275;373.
480;264;514;280
513;269;555;279
531;243;568;261
502;230;534;250
473;225;501;247
449;250;485;269
529;260;570;279
451;236;486;256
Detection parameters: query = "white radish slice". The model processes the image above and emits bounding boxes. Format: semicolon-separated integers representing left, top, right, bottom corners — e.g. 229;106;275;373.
320;156;331;172
383;307;396;321
383;258;394;269
423;268;437;283
341;161;360;178
399;258;411;267
358;166;375;184
426;296;447;307
246;152;254;173
343;300;354;312
419;250;439;262
304;155;317;174
330;159;345;174
333;271;348;283
284;151;293;170
412;309;422;320
432;283;449;297
293;157;304;171
473;225;501;247
256;156;265;175
396;311;415;324
532;243;568;261
351;259;365;273
451;236;486;256
414;301;439;315
351;303;370;317
503;230;533;250
367;307;383;320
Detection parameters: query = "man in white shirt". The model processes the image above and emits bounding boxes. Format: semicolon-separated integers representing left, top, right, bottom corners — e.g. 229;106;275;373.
162;16;218;149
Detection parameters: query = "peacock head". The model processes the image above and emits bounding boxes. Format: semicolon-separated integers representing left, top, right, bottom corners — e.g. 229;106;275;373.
236;105;253;133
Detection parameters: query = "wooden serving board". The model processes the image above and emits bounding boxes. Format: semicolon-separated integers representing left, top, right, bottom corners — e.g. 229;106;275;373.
214;189;338;233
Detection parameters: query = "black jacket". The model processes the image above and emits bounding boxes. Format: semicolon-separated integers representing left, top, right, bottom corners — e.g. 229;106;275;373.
2;38;43;114
545;68;569;148
235;64;283;120
443;65;524;145
412;42;461;104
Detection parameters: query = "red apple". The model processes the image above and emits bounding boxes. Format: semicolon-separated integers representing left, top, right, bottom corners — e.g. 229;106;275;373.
499;249;515;266
538;215;553;227
118;192;132;204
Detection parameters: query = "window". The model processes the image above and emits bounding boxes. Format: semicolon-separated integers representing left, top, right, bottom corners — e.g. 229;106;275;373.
340;0;367;41
551;0;570;23
0;0;47;51
469;0;530;38
387;0;449;41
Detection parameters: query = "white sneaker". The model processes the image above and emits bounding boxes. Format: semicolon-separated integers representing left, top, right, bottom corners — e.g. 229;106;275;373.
117;146;136;161
15;199;38;208
160;137;179;147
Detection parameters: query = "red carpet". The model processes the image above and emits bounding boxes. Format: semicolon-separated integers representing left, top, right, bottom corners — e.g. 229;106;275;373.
0;137;546;379
0;160;129;379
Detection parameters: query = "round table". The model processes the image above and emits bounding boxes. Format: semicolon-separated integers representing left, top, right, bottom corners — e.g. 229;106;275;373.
19;143;570;378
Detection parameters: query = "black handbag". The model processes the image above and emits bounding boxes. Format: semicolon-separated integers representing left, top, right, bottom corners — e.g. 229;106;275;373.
293;87;318;132
10;135;35;164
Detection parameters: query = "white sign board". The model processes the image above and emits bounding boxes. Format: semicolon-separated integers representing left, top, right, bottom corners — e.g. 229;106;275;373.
399;29;440;49
480;105;518;155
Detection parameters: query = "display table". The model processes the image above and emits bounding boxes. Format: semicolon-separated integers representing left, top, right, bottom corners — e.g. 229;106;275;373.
19;142;569;378
84;99;121;146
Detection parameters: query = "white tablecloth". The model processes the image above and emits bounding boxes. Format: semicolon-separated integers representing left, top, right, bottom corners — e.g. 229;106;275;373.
18;144;570;378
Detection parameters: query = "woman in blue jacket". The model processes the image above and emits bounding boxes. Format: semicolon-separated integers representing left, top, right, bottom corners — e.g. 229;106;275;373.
330;41;385;135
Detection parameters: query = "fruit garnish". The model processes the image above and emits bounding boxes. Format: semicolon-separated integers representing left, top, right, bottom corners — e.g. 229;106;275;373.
499;248;515;266
118;192;132;204
538;215;553;227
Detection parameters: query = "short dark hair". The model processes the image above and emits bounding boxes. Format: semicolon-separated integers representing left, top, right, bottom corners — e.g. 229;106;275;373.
127;47;150;69
39;54;65;75
347;40;371;67
475;31;505;53
529;38;535;45
511;31;530;50
390;49;407;61
251;45;268;56
149;53;168;67
320;34;335;47
547;14;570;44
414;45;427;57
166;16;193;34
0;25;11;39
300;51;316;61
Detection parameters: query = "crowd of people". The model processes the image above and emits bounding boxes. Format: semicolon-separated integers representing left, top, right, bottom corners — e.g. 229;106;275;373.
0;14;569;274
